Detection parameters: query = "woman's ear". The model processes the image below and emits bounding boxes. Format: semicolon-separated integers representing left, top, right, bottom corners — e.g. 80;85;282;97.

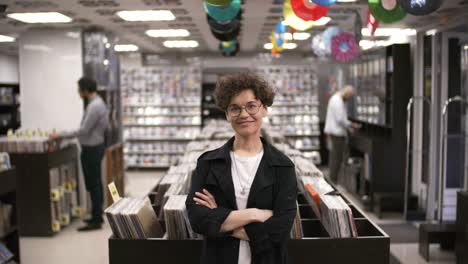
261;106;268;117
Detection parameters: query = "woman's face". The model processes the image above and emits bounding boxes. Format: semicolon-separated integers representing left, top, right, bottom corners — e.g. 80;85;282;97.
226;89;267;138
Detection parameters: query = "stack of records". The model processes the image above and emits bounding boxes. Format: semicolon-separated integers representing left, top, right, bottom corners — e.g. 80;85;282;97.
290;201;303;239
320;195;358;238
105;197;164;239
163;195;199;240
0;202;13;237
301;176;358;238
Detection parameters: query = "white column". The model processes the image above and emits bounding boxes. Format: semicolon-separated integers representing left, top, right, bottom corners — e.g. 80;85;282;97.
18;29;83;131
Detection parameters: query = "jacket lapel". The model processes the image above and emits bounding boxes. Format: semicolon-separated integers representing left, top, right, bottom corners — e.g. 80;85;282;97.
211;160;238;210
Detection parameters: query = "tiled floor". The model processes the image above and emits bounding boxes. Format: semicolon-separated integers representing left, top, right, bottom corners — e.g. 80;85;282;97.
19;170;456;264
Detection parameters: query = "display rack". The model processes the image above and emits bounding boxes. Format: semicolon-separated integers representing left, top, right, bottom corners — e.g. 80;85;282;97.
255;66;321;163
0;84;20;136
9;145;82;236
121;66;202;169
201;82;225;127
345;44;412;215
0;168;19;263
109;188;389;264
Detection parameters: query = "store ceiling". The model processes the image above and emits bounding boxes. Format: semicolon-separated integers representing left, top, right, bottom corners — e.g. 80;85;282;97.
0;0;467;56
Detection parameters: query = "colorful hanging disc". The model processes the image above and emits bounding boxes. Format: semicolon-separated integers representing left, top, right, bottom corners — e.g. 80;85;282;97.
291;0;330;21
271;31;285;52
397;0;443;16
312;0;337;7
274;21;287;48
211;27;241;41
283;0;315;31
311;33;328;57
204;0;241;22
368;0;406;24
207;13;241;34
204;0;232;7
331;32;359;62
322;26;343;54
220;41;240;56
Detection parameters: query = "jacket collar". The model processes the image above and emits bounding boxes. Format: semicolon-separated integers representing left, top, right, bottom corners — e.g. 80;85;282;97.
203;136;292;167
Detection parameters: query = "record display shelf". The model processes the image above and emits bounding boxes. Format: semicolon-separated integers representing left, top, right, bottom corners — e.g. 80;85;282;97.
0;168;20;263
108;186;390;264
254;66;322;164
345;44;412;215
9;145;82;236
121;66;202;170
0;84;20;136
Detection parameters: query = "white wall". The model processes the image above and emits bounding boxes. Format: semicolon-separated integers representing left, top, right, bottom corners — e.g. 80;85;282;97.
19;29;83;131
0;53;19;84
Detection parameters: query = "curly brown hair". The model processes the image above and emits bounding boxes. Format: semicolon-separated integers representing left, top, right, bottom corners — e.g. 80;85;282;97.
214;72;275;111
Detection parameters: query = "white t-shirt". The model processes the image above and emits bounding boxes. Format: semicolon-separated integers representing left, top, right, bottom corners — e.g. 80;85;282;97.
324;92;351;137
230;150;264;264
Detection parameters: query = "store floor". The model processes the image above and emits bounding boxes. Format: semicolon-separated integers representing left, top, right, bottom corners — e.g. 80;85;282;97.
19;170;456;264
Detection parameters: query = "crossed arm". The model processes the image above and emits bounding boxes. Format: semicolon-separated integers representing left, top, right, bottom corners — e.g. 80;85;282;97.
193;189;272;241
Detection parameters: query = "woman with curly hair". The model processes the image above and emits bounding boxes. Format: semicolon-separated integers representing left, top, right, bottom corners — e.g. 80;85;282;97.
186;72;297;264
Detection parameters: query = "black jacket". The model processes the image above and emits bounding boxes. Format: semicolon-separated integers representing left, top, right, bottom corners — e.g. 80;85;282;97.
186;137;297;264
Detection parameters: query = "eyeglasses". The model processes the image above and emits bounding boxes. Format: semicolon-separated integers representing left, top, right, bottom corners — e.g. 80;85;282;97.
226;102;262;117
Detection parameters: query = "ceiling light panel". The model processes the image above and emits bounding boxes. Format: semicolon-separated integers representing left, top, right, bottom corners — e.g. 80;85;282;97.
114;44;139;52
163;40;198;48
116;10;175;22
0;35;15;42
362;28;417;37
146;29;190;38
7;12;73;23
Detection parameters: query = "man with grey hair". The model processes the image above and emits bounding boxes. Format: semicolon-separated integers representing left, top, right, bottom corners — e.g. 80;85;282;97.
324;85;360;183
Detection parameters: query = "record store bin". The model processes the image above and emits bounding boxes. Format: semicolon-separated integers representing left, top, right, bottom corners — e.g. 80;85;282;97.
108;186;390;264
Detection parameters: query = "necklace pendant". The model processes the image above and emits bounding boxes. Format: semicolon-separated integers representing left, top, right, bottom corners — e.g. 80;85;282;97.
240;189;246;195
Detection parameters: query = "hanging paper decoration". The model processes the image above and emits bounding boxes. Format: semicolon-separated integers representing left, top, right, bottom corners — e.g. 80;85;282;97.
219;40;239;56
311;33;328;57
368;0;406;24
291;0;330;21
397;0;443;16
283;0;315;31
312;0;337;7
207;13;241;34
322;26;343;54
353;10;363;43
331;32;359;62
271;31;285;52
366;9;379;36
274;21;287;48
204;0;232;7
204;0;241;22
211;27;241;41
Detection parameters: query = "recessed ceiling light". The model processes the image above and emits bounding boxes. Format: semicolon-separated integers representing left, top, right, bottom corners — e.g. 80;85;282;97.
114;44;139;52
7;12;72;23
285;32;311;40
464;45;468;50
337;0;358;2
0;35;15;42
116;10;175;22
264;43;273;50
146;29;190;38
284;43;298;49
362;28;416;37
426;29;437;36
163;40;198;48
313;17;331;26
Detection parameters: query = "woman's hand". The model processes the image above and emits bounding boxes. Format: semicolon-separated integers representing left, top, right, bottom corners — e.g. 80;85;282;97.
193;189;217;209
253;208;273;222
231;228;250;241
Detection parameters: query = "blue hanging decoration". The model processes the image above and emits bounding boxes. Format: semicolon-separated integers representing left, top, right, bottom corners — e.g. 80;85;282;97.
397;0;443;16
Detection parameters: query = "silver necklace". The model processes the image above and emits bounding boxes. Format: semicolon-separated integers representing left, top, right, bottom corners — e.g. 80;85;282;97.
232;150;262;195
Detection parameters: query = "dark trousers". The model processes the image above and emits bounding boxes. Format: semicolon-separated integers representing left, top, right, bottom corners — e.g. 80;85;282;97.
81;144;105;223
329;135;347;184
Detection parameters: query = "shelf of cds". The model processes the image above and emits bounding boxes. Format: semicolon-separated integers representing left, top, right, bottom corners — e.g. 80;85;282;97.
4;141;84;236
0;156;19;263
0;84;20;136
121;66;202;169
108;122;389;264
254;66;321;164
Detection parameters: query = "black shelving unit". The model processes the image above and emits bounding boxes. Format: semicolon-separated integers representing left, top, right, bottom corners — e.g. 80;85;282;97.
345;44;413;216
0;84;20;135
108;188;389;264
0;168;19;263
9;146;80;236
456;191;468;263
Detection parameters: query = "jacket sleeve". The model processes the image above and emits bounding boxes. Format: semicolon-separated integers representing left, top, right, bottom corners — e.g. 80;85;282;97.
185;159;233;238
244;165;297;256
